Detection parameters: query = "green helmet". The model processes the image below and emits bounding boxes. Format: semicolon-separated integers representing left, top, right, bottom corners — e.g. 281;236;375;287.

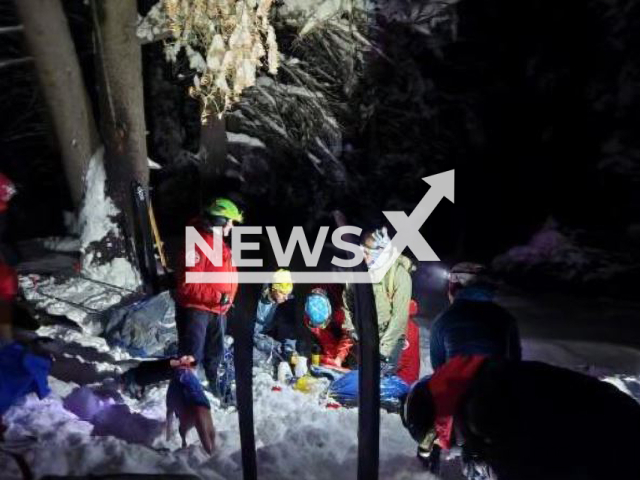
206;198;244;223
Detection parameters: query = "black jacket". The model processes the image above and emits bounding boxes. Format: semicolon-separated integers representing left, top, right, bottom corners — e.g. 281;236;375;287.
430;287;521;371
456;359;640;480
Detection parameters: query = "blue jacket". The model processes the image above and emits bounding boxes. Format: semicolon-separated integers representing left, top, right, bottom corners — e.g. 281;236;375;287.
254;286;296;355
0;342;51;415
429;287;521;371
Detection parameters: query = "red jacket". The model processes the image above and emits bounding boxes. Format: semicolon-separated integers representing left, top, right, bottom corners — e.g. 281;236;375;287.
175;223;238;314
0;173;16;213
305;284;354;367
428;355;488;449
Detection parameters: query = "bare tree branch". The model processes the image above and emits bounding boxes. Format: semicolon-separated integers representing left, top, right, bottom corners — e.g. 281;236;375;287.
0;25;23;34
139;30;171;45
0;57;33;69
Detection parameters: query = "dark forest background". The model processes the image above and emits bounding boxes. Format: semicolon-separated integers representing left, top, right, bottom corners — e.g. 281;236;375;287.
1;0;638;281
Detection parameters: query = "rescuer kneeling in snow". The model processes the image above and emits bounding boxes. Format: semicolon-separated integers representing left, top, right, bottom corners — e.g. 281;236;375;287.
430;262;521;372
304;285;355;369
174;197;242;396
253;269;297;361
419;262;522;475
342;227;420;385
401;356;640;480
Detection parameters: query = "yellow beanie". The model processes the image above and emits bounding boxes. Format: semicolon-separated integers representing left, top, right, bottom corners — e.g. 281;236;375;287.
271;268;293;295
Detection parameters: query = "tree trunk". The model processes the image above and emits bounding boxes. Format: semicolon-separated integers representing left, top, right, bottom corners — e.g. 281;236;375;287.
15;0;100;209
91;0;149;257
198;113;227;197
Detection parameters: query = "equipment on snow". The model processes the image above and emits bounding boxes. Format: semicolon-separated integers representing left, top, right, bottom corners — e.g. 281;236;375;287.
294;356;308;377
329;370;410;411
131;181;160;295
148;198;168;270
277;360;294;384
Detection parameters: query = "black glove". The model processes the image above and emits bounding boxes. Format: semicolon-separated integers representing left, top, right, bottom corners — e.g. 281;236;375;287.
417;443;441;473
380;355;397;376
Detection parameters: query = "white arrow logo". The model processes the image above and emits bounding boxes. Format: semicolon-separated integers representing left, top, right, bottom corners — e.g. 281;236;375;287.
186;170;454;284
369;170;455;282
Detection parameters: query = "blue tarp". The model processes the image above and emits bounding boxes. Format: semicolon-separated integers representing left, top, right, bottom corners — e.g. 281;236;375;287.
328;370;410;405
102;291;177;358
0;342;51;415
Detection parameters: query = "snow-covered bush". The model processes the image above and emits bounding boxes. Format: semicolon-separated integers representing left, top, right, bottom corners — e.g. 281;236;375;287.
153;0;280;121
492;218;638;292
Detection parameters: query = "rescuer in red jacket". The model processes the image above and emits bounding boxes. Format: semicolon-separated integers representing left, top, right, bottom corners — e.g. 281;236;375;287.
304;285;355;369
174;198;242;395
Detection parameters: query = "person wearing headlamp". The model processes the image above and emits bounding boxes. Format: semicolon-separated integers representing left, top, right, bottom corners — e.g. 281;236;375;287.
342;226;420;385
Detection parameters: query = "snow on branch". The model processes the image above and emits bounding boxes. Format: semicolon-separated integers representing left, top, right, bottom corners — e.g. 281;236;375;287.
139;0;279;121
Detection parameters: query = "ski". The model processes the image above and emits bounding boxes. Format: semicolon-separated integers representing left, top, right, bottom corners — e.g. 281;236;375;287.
131;180;159;295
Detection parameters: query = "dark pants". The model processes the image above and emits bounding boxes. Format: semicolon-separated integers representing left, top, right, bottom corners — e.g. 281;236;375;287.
127;306;226;392
176;305;226;391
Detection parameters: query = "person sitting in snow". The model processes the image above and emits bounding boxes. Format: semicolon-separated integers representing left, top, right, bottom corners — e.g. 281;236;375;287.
304;285;355;370
401;356;640;480
173;197;242;396
419;262;522;474
342;227;420;385
253;269;296;361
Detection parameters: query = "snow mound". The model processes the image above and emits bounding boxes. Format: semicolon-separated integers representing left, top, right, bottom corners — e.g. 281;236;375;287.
19;274;125;328
603;375;640;402
78;147;141;291
1;369;423;480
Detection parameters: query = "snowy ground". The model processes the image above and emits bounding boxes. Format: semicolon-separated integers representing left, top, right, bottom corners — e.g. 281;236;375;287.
1;272;639;480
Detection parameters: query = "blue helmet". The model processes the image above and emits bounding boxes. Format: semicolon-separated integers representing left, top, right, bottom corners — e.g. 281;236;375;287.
305;290;332;328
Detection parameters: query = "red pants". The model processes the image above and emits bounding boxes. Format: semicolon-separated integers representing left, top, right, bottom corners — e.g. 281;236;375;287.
396;319;420;385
